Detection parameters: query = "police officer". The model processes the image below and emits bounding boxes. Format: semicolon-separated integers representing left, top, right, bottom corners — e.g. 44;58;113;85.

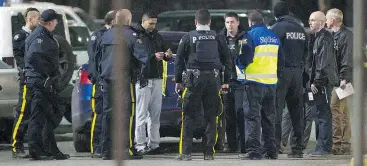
99;9;147;160
326;8;353;155
175;9;232;161
87;10;116;158
11;7;40;159
271;2;308;158
219;12;250;153
24;9;69;160
236;10;283;160
306;11;337;157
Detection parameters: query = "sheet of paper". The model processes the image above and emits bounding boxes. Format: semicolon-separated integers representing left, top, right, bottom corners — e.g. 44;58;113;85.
335;83;355;99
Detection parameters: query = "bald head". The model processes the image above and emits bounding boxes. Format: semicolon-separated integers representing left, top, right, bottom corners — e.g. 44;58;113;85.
115;9;132;26
309;11;326;33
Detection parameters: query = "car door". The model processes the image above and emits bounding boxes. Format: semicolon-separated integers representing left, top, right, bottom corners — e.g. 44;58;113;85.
0;61;19;118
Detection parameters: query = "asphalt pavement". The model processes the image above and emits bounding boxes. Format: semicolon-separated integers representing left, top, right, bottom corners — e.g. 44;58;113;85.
0;134;352;166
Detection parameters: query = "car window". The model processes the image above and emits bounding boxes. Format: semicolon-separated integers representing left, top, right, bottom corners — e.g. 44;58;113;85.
0;60;11;69
11;13;66;39
69;26;89;50
75;11;100;31
66;14;74;21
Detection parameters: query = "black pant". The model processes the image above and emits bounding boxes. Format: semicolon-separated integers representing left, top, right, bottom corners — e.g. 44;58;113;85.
275;67;304;153
11;79;31;152
223;81;247;153
179;70;221;155
246;83;277;157
26;78;63;157
91;83;103;154
101;80;136;156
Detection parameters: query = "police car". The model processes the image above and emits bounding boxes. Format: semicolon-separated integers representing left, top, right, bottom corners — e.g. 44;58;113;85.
0;6;75;142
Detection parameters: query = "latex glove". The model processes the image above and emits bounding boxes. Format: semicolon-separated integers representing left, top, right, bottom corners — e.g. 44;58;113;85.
311;84;318;94
340;79;347;90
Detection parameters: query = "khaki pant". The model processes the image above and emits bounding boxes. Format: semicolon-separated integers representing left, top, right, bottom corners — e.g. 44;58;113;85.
330;87;351;154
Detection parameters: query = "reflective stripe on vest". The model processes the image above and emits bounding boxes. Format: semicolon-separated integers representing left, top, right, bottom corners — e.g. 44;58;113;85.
245;44;279;85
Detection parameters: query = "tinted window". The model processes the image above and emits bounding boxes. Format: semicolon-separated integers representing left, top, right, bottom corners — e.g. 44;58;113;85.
69;26;89;50
75;11;100;31
0;60;11;69
11;13;66;39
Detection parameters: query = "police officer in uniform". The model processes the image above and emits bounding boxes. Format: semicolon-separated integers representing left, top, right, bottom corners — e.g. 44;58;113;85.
236;10;283;160
11;7;40;158
271;2;308;158
219;12;251;153
175;9;232;161
24;9;69;160
87;10;116;158
99;9;148;160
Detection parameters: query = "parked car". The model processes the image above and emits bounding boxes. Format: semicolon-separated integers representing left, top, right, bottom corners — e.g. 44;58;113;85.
71;31;208;152
0;6;75;142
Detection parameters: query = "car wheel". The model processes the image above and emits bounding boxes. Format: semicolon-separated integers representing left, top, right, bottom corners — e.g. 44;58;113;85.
73;132;90;152
53;35;76;92
0;118;13;143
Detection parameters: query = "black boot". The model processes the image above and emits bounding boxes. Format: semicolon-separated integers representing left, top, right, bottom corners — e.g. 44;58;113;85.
12;149;30;159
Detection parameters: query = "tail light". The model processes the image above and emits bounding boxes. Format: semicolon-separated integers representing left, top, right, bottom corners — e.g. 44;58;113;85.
79;64;92;101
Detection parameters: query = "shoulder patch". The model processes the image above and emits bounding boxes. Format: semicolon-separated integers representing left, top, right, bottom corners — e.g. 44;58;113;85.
37;38;43;44
133;33;137;36
91;36;96;41
14;34;20;40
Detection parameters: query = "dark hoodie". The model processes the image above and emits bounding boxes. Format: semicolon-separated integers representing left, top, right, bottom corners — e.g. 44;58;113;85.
133;23;168;79
219;27;247;80
271;15;308;68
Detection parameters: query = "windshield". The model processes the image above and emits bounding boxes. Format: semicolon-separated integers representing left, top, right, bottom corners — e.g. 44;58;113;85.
75;10;100;32
68;26;89;50
156;13;275;33
11;13;66;39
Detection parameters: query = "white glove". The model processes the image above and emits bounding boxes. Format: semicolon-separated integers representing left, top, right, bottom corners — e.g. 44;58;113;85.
311;84;318;94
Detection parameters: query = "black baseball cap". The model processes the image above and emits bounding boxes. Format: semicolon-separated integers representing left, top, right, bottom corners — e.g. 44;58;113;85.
40;9;61;22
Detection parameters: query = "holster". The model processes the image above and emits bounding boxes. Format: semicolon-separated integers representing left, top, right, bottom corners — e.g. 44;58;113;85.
182;70;194;88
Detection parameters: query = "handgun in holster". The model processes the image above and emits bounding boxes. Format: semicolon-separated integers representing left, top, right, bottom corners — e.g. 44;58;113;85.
17;67;25;82
221;66;228;94
182;70;194;88
44;76;58;90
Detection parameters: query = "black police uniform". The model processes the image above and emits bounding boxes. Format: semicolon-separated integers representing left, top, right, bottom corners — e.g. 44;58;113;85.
24;9;69;160
271;15;308;155
87;26;108;156
99;25;149;160
175;26;232;159
219;27;248;153
11;26;32;158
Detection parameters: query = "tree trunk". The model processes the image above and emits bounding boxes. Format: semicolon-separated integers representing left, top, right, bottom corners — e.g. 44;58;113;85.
89;0;98;19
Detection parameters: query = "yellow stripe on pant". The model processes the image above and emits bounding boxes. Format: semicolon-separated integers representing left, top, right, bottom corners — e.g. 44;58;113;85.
128;83;135;156
213;91;224;153
90;84;97;154
162;61;168;96
179;88;187;155
11;85;28;153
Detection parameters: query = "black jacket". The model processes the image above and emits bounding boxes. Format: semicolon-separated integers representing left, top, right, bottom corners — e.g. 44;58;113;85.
87;26;108;83
24;25;60;78
271;15;308;67
175;29;232;84
13;28;31;69
219;27;247;80
332;26;353;83
307;28;338;87
133;24;169;79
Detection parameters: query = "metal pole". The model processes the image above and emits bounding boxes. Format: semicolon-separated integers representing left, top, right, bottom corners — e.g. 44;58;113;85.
353;0;365;165
112;0;130;166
